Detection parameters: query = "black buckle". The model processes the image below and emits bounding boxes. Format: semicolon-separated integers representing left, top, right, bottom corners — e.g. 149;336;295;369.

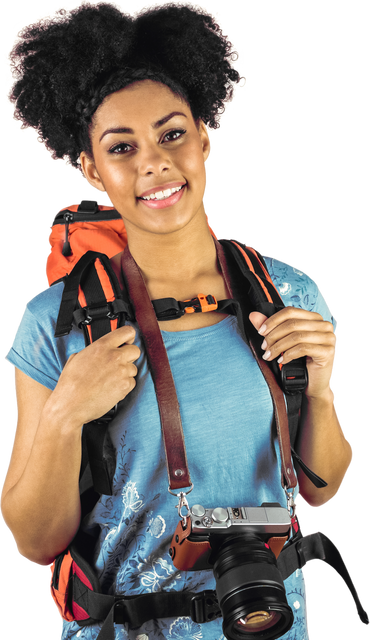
280;358;308;395
73;299;129;328
190;590;221;623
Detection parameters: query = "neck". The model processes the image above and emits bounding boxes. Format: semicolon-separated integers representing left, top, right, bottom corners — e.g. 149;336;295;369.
122;210;219;297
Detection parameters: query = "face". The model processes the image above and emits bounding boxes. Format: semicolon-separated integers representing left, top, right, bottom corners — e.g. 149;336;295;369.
80;80;210;237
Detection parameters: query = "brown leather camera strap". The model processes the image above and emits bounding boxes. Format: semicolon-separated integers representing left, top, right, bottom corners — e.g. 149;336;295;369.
122;246;192;491
121;241;297;492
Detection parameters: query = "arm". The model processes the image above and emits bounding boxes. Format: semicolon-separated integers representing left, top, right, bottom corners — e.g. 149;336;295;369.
296;386;350;505
1;370;81;564
1;325;140;565
250;308;352;507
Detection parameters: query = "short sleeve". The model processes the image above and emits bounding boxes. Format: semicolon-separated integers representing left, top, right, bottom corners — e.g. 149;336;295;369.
6;282;85;390
263;256;336;329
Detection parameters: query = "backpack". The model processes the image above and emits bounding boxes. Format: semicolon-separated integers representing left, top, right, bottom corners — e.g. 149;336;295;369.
47;200;368;639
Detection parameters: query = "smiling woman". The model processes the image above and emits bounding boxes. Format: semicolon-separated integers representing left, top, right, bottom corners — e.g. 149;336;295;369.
1;3;360;640
80;81;210;239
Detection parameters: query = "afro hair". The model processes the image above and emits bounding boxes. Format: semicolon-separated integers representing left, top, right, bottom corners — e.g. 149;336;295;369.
9;2;241;169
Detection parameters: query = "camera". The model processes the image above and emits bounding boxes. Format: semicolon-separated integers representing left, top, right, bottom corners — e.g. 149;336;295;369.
169;503;294;640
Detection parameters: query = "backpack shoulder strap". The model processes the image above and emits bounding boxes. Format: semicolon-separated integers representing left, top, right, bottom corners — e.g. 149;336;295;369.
54;251;132;504
219;240;286;316
216;239;327;489
54;250;132;344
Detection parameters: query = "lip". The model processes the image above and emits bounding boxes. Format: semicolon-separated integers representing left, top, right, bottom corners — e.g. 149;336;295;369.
138;181;186;199
138;184;186;209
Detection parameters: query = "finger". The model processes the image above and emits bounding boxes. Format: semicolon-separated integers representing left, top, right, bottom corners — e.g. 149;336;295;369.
262;320;334;353
123;362;138;378
262;333;336;364
118;343;141;363
99;324;136;347
277;342;336;367
262;329;336;360
257;307;325;336
249;312;268;332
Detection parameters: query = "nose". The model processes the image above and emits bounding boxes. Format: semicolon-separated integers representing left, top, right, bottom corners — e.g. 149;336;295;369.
138;142;172;177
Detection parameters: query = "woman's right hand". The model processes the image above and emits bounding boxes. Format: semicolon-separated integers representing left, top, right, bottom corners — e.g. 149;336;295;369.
47;325;140;429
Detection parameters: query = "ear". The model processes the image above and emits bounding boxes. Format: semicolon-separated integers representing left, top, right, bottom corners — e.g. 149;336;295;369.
197;120;210;161
79;151;106;192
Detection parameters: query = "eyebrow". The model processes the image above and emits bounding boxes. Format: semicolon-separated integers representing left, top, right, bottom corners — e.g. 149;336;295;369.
99;111;187;142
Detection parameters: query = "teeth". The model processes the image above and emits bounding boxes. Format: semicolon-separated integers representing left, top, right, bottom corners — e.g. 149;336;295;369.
142;185;183;201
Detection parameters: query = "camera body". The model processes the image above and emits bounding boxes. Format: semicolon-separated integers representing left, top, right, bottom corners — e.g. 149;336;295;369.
169;503;291;571
169;503;294;640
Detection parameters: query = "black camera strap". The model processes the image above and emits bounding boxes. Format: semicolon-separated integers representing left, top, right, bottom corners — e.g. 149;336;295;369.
277;529;369;625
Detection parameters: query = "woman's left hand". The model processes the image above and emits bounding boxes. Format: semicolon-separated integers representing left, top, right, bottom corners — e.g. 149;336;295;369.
249;308;336;399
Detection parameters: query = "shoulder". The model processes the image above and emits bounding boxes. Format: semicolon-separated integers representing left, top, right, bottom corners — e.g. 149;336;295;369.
24;281;64;312
263;256;335;326
25;281;65;325
8;281;85;390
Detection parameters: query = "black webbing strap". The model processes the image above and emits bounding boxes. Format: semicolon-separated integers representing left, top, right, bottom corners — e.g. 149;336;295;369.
277;532;369;624
220;239;285;317
55;251;129;340
151;296;237;321
70;527;368;640
72;576;221;640
55;251;104;337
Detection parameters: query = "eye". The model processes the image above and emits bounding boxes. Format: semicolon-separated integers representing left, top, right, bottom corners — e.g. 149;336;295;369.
109;142;132;155
107;129;186;153
163;129;186;142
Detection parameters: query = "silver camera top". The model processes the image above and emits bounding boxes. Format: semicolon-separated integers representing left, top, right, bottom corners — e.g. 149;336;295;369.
190;504;291;536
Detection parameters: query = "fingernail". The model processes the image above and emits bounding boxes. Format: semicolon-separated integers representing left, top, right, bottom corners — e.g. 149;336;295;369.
261;339;267;350
258;324;267;335
277;355;283;364
262;350;271;360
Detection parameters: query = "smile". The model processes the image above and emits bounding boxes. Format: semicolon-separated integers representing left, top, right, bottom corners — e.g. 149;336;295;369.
138;184;186;209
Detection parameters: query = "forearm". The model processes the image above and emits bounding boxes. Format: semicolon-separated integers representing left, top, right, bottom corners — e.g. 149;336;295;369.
2;404;82;565
295;389;352;506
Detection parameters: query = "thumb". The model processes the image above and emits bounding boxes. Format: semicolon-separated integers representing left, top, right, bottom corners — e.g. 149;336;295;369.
249;312;268;332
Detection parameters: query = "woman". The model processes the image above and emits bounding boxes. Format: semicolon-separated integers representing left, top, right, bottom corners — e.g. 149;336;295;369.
1;3;352;640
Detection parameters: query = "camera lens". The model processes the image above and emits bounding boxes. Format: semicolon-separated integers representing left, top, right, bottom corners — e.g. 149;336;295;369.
233;610;282;634
213;534;293;640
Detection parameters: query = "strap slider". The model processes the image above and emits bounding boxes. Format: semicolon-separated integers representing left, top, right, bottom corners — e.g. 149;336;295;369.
190;590;221;623
280;358;308;395
73;299;130;328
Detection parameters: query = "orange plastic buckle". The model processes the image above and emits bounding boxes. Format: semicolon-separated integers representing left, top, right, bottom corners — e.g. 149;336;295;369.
184;294;218;314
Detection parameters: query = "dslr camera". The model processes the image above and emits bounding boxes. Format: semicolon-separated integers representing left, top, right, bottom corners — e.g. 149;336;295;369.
169;502;293;640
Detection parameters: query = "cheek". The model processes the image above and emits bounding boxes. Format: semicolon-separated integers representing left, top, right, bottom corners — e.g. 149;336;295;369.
180;142;206;182
99;162;133;195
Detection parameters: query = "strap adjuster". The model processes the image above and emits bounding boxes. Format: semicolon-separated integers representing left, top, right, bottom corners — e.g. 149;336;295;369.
280;358;308;395
73;299;130;328
183;294;218;314
190;590;221;623
151;294;218;321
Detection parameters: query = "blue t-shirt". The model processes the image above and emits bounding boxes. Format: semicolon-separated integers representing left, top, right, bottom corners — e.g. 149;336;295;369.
7;257;335;640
